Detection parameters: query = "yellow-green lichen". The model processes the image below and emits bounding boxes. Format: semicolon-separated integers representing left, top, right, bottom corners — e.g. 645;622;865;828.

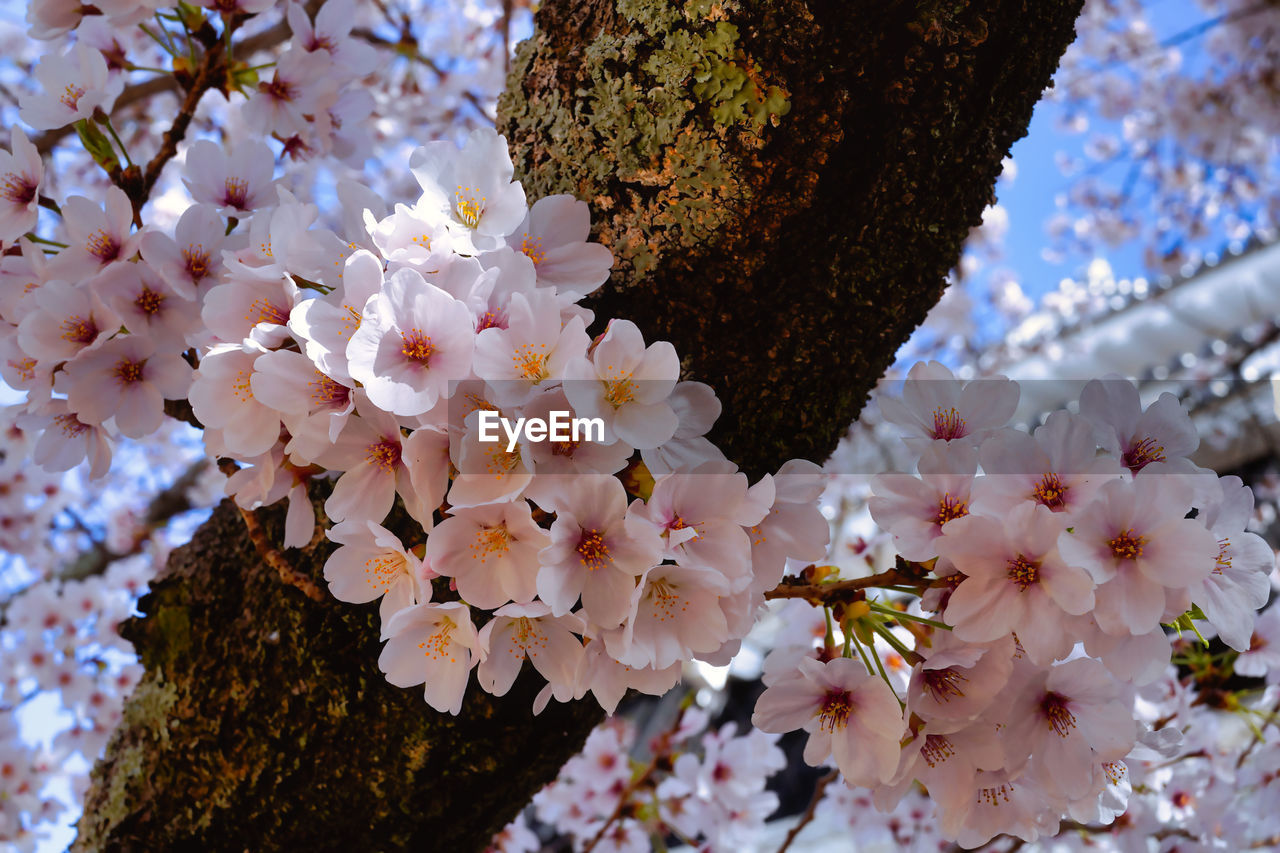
499;0;790;280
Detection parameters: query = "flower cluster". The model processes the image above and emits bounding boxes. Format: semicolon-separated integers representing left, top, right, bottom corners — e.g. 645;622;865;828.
9;125;833;718
751;361;1276;847
500;704;785;853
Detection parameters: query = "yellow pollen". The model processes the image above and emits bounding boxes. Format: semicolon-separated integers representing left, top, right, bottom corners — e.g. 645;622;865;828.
85;229;119;262
511;617;548;657
1108;529;1146;561
1214;538;1231;575
511;343;550;382
1123;436;1166;472
55;413;88;436
8;357;36;380
576;529;610;571
417;616;458;663
520;234;546;265
135;287;165;316
471;524;511;562
60;315;98;345
922;667;968;703
921;734;955;768
247;297;288;325
1;171;36;205
59;83;86;110
979;784;1013;806
1006;554;1039;590
231;369;253;402
603;375;636;408
308;372;349;408
400;329;435;364
1041;691;1076;737
476;310;503;332
551;436;580;457
645;578;686;622
223;177;249;209
114;358;145;384
365;440;401;472
931;406;966;440
182;245;210;281
363;553;404;593
816;689;852;733
454;186;485;227
1033;472;1069;509
935;493;969;525
1102;761;1126;786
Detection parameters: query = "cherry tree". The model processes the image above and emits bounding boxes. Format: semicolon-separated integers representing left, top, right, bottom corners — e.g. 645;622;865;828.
1;0;1278;851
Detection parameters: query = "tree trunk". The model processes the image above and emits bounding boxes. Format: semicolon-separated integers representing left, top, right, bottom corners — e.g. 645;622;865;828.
75;0;1082;849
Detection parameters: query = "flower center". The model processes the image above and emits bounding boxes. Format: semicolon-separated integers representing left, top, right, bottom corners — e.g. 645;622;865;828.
922;667;968;703
1006;554;1039;591
86;229;120;262
1032;472;1068;510
921;734;956;768
248;297;288;326
135;287;165;316
222;177;249;209
1122;436;1166;473
261;77;298;103
934;493;969;525
60;83;87;110
182;245;210;281
472;525;510;561
817;689;852;733
232;369;253;402
308;373;350;408
454;186;486;228
365;439;401;472
417;616;457;662
113;358;145;385
400;329;435;364
1213;538;1231;575
520;234;546;265
576;529;610;571
931;406;966;441
364;554;404;592
512;343;549;382
603;376;636;408
1108;529;1146;561
55;413;88;436
1041;691;1076;737
60;315;98;345
0;172;36;205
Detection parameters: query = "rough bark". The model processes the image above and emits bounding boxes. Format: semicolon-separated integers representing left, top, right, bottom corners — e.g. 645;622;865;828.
75;0;1082;850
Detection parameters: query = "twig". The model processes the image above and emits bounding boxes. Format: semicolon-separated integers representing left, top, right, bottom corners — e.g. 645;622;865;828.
763;568;922;604
235;505;326;601
32;16;296;155
775;769;838;853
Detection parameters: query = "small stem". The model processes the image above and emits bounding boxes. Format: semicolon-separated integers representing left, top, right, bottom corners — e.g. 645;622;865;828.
24;233;68;248
868;602;952;630
99;115;134;168
138;23;178;56
775;769;838;853
869;620;924;666
849;632;875;677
